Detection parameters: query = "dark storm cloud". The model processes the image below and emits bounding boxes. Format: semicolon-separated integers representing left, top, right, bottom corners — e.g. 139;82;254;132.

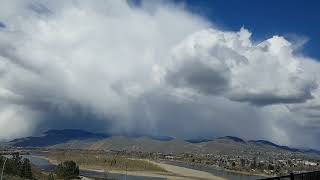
36;105;114;135
0;22;5;28
229;90;315;106
166;60;230;95
28;2;52;15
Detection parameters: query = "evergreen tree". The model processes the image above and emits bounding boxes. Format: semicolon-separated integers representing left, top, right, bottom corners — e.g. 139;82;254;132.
0;154;33;179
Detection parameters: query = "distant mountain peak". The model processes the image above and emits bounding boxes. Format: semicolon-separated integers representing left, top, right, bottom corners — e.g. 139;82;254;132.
185;138;213;143
43;129;109;137
9;129;174;147
248;140;282;148
10;129;110;147
217;136;246;143
248;140;301;152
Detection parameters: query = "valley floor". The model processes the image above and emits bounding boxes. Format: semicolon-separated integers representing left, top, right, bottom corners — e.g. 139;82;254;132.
44;156;226;180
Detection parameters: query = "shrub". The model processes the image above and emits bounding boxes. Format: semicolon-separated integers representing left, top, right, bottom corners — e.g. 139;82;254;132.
55;160;79;179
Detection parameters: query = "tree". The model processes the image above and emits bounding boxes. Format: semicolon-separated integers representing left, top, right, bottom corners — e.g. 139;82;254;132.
240;159;245;167
20;158;33;179
0;154;33;179
55;160;79;179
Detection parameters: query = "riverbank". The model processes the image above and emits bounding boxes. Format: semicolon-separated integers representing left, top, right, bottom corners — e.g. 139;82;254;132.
171;160;270;178
161;159;268;180
222;167;271;178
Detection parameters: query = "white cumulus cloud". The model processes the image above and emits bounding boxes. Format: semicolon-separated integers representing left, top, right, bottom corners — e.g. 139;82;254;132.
165;28;317;105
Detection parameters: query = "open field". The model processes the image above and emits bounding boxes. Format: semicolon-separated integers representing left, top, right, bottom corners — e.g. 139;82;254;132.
48;150;166;172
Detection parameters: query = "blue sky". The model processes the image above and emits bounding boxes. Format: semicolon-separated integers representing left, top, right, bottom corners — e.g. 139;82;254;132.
181;0;320;59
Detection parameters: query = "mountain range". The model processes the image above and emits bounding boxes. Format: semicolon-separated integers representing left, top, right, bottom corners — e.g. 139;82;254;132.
7;129;320;156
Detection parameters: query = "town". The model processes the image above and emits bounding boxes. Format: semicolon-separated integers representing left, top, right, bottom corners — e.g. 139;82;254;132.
106;149;320;177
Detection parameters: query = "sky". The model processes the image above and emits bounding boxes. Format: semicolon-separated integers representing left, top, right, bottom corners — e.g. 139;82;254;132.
0;0;320;148
182;0;320;60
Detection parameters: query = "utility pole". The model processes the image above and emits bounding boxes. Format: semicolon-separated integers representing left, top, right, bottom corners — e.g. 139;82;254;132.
0;157;7;180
